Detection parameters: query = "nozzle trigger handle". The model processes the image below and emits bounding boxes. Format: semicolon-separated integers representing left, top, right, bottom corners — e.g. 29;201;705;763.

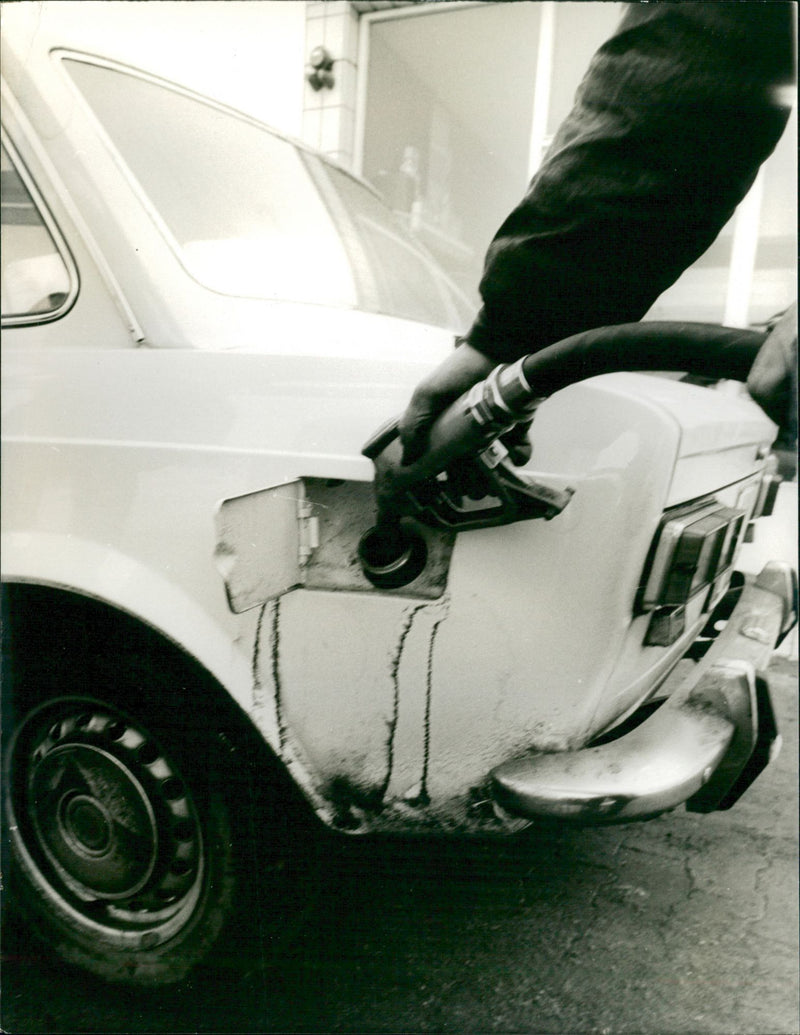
362;416;401;460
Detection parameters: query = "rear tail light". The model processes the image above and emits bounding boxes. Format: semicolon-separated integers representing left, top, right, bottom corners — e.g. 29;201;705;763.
752;454;782;520
639;501;747;646
745;453;782;542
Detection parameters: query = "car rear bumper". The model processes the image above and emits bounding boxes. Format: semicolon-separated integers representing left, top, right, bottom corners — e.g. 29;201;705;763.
490;562;798;824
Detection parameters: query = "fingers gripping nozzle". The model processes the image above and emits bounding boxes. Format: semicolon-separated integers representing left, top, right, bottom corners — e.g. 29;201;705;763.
358;359;574;588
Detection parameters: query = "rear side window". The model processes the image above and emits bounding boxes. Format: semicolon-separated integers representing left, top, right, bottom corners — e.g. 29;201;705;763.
63;57;357;310
1;140;75;325
63;56;470;331
317;161;465;329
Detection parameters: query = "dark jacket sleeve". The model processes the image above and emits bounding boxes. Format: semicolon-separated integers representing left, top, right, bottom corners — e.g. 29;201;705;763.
465;1;795;363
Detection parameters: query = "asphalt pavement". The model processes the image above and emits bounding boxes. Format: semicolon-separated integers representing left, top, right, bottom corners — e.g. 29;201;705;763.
2;656;797;1035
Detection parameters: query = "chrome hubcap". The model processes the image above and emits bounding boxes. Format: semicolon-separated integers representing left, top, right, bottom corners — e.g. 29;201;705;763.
32;741;158;899
10;698;205;945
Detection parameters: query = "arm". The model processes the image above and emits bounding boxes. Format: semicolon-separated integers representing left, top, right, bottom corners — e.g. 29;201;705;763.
468;1;794;361
400;2;794;460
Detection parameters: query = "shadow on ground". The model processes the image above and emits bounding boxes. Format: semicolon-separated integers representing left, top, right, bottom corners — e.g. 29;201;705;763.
3;659;797;1035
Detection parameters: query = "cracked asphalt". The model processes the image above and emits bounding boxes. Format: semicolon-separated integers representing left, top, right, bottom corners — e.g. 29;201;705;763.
2;657;797;1035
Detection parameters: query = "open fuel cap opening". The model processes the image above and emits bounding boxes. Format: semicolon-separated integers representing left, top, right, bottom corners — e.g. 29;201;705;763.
358;521;428;589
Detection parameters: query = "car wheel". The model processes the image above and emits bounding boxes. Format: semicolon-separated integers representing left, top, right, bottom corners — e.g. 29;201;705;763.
4;652;258;987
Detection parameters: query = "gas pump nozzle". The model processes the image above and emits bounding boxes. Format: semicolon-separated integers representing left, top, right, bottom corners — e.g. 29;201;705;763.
358;358;574;588
364;357;574;526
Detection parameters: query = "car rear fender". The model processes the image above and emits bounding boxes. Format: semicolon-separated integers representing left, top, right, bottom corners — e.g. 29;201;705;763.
1;530;265;735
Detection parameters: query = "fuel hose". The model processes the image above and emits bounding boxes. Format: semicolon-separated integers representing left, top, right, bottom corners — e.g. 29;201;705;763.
370;321;768;501
361;321;769;587
518;321;766;397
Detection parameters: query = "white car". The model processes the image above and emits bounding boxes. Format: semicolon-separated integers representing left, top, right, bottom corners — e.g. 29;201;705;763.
2;17;796;986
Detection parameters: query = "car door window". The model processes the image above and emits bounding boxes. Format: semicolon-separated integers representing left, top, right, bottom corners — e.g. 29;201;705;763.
1;139;76;325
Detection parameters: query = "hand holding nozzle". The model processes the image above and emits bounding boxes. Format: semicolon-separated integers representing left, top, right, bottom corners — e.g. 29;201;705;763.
359;320;770;589
358;357;572;589
364;356;543;518
395;321;769;479
373;319;770;518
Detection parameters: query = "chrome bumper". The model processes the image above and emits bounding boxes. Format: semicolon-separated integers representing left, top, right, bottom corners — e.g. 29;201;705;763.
490;562;797;824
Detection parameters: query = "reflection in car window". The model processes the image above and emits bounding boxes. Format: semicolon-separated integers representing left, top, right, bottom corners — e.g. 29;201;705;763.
1;141;73;323
63;58;469;331
318;161;470;329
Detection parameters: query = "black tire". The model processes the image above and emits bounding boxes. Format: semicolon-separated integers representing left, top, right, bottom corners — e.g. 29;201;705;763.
4;649;264;987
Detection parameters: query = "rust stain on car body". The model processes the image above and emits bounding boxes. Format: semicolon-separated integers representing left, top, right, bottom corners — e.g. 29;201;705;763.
379;603;427;802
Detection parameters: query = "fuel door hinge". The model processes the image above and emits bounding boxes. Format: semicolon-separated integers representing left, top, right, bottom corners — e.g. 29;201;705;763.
297;494;320;567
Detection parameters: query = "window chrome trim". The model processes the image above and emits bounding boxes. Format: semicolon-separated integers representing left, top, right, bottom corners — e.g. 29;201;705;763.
0;128;80;328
